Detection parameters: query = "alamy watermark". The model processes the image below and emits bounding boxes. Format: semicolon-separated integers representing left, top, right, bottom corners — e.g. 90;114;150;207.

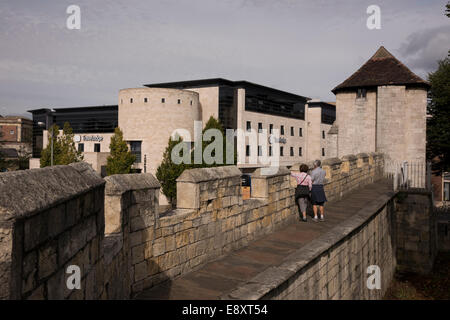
66;5;81;30
170;121;282;175
66;265;81;290
367;5;381;30
366;265;381;290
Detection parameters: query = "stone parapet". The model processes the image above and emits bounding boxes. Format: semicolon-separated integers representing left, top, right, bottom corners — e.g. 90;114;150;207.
295;153;387;202
0;163;105;300
222;191;398;300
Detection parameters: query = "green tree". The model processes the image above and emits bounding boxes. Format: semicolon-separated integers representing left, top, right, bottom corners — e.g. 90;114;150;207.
427;57;450;172
156;135;187;207
106;127;136;175
40;124;62;167
156;117;237;207
40;122;83;167
59;122;83;165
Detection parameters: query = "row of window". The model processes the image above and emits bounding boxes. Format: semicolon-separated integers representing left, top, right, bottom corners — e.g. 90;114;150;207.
246;121;303;137
245;146;325;157
78;143;101;153
123;98;193;106
77;141;143;163
246;121;327;139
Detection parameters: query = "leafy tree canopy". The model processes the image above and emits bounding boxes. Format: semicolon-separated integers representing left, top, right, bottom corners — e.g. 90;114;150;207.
40;122;83;167
427;57;450;172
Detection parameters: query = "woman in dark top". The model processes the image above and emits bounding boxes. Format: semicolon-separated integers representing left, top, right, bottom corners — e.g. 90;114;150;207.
310;160;327;222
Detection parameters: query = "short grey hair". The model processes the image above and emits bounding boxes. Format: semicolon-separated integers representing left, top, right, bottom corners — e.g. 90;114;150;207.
314;160;321;168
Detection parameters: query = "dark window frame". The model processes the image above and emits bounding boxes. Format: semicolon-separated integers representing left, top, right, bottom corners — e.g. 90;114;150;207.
130;141;142;163
357;88;367;99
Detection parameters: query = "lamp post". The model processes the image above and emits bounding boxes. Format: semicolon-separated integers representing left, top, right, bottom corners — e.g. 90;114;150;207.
37;121;52;165
38;108;56;166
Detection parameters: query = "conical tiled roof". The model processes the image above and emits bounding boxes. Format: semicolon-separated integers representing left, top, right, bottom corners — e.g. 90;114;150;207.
332;46;429;94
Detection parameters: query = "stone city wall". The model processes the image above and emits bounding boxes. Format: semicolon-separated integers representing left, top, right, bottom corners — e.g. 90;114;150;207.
0;163;105;300
322;152;384;202
102;173;161;298
133;165;297;292
394;190;437;274
291;152;384;203
224;192;398;300
1;152;436;300
437;218;450;252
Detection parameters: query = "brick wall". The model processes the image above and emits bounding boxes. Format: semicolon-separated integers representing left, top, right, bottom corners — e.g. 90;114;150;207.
0;125;18;142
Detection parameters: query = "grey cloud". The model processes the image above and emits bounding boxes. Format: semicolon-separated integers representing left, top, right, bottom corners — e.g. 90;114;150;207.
0;0;448;116
398;25;450;76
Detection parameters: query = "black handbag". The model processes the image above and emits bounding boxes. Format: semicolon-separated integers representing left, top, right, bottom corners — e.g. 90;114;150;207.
295;175;310;199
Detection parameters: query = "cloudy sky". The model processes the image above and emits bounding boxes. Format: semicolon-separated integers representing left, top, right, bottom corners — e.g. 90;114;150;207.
0;0;449;117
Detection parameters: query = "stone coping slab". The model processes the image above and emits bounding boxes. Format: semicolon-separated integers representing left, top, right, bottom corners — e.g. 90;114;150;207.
252;167;290;178
105;173;160;195
177;166;241;183
0;162;104;222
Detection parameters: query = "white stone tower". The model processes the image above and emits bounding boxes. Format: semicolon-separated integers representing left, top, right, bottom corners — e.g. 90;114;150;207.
331;46;429;164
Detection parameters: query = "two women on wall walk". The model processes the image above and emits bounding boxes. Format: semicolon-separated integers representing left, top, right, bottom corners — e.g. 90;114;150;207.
291;160;327;222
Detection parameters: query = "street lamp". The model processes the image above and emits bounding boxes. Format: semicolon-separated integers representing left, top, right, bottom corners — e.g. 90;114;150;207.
37;108;56;166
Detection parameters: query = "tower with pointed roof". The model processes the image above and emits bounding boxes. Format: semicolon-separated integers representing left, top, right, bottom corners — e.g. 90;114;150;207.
331;46;429;164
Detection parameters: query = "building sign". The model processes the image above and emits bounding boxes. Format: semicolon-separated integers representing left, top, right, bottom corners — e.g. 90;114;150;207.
82;135;104;142
74;135;104;143
268;135;286;144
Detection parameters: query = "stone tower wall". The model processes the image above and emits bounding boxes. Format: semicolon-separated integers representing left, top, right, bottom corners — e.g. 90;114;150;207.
335;90;377;157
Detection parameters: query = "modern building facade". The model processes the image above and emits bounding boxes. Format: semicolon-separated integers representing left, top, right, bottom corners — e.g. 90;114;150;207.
144;79;335;169
28;106;118;173
29;79;336;179
331;46;429;166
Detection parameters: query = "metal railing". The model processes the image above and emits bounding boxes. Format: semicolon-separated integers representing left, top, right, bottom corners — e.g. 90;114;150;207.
384;160;431;191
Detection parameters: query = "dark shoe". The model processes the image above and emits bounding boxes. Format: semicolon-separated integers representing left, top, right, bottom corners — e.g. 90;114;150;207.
301;217;307;222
